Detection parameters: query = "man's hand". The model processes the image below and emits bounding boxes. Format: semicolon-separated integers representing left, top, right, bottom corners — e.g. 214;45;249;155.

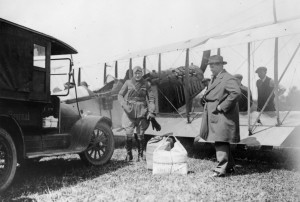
212;105;222;114
147;112;155;120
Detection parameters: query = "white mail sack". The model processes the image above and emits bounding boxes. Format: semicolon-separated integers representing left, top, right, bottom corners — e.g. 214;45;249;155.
152;136;188;175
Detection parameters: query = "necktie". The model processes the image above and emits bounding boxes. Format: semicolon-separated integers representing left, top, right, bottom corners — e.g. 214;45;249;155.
211;75;216;84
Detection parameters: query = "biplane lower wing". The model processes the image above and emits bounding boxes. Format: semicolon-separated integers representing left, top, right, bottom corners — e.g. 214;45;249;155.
145;111;300;149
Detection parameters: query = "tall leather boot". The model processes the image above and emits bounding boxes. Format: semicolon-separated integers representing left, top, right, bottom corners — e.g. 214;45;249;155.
136;138;146;162
125;138;133;161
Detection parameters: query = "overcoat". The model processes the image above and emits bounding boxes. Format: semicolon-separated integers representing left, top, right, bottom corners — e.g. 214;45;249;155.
199;70;241;143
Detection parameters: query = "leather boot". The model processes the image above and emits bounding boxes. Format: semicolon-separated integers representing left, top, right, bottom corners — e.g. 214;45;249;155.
136;138;146;162
125;138;133;161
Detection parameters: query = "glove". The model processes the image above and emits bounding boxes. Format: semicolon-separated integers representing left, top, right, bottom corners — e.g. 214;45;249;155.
194;135;201;143
150;118;161;131
147;112;156;120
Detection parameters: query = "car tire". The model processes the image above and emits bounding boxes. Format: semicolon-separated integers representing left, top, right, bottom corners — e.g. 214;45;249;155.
79;122;115;166
0;128;17;193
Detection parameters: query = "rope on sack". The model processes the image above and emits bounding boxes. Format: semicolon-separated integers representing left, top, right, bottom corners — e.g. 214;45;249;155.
153;133;185;174
171;135;188;174
152;134;169;173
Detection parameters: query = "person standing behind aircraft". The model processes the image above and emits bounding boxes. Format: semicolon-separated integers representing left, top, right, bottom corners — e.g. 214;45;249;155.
255;67;285;112
195;55;241;177
118;66;155;161
234;74;253;112
80;81;94;95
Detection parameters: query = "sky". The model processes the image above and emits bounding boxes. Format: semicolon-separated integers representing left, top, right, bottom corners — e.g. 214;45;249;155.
1;0;300;96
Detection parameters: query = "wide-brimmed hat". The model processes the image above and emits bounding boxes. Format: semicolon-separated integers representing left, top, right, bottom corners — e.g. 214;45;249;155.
133;66;143;73
233;74;243;80
255;66;267;73
207;55;227;65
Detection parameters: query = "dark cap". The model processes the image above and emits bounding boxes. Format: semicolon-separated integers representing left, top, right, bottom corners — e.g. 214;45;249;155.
255;66;267;73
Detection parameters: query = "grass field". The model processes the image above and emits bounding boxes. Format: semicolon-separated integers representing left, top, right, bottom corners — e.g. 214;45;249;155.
1;140;300;202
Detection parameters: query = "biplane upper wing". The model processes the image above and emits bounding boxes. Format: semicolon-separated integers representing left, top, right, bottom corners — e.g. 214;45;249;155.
118;17;300;60
199;17;300;51
117;35;212;60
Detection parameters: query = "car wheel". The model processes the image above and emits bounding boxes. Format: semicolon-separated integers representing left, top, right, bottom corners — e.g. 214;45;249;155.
79;122;115;166
0;128;17;193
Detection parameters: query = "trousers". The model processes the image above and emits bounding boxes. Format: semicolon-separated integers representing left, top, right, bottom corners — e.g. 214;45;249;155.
122;112;149;139
214;141;235;174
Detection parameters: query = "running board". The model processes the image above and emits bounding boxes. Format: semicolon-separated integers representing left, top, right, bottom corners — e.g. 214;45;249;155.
26;149;81;159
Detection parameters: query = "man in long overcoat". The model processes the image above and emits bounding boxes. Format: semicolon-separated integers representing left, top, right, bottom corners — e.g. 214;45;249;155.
196;55;241;177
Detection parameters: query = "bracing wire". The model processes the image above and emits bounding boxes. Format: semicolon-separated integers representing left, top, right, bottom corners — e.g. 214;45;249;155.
279;41;299;125
233;40;265;74
263;35;296;67
170;50;185;68
157;87;184;118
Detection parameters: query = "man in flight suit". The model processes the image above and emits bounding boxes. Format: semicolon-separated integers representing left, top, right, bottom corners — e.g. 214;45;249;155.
118;66;155;161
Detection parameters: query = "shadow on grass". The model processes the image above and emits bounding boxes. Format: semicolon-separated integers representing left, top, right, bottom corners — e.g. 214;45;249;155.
1;155;130;200
179;137;300;174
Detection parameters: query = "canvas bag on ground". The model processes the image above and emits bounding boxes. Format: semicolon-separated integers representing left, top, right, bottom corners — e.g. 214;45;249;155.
152;135;188;175
146;136;172;170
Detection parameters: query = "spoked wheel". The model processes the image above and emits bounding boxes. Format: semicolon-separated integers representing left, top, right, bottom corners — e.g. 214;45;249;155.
79;122;115;166
0;128;17;193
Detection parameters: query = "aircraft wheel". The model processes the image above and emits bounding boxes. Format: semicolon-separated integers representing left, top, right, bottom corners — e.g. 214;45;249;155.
0;128;17;193
79;122;115;166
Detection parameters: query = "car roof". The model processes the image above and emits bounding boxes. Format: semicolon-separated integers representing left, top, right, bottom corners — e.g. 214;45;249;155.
0;18;78;55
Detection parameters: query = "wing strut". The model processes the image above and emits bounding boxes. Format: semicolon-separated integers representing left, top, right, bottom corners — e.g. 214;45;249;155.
143;56;146;74
129;58;132;79
250;43;300;133
274;37;280;125
184;48;191;123
247;43;251;135
115;61;118;79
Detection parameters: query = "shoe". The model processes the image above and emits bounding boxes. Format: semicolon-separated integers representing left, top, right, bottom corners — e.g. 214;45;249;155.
226;167;236;174
210;171;225;177
125;154;133;161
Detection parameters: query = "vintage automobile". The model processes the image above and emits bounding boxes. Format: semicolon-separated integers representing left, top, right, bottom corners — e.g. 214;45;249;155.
0;18;115;192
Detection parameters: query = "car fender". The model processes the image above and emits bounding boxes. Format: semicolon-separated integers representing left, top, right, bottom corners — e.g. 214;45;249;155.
68;115;112;152
0;115;25;162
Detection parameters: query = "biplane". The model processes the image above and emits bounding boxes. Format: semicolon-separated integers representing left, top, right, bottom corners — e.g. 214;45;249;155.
92;13;300;150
